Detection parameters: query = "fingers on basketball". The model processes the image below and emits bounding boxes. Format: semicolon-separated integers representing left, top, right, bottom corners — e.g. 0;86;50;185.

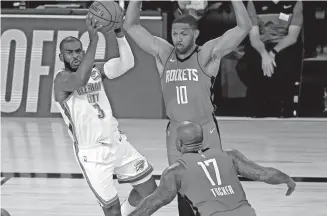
88;1;123;33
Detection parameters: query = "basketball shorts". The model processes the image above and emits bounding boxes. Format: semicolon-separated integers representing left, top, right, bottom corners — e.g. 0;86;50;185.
74;131;153;208
212;204;257;216
166;116;222;165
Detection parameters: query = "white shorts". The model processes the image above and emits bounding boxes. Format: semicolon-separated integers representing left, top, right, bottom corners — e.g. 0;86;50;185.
74;132;153;208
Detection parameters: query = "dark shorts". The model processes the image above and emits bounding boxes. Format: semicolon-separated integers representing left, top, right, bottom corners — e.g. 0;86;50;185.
212;204;257;216
166;116;222;165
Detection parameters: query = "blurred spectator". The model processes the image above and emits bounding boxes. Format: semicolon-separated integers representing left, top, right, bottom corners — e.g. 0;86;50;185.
237;0;304;117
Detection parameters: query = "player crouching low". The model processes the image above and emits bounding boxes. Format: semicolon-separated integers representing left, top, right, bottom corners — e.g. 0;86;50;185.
127;121;296;216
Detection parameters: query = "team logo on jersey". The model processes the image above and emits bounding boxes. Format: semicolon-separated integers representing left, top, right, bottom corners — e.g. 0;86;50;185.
134;159;146;172
91;69;101;81
83;156;87;162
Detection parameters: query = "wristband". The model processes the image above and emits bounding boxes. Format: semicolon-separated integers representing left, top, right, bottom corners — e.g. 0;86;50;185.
114;28;122;33
271;48;278;55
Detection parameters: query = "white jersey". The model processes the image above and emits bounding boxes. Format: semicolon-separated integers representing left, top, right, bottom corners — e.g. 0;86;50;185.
56;67;119;148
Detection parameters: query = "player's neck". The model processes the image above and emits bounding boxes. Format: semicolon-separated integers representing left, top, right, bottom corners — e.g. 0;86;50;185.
183;144;203;153
65;67;75;73
176;44;197;60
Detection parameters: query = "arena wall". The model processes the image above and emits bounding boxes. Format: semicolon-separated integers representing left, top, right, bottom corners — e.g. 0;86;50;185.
1;10;167;119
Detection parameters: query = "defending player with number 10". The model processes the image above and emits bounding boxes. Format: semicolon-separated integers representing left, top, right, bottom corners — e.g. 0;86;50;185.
124;0;252;165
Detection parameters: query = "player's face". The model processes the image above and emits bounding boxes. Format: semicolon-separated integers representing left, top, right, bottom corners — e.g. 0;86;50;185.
60;41;84;72
171;23;198;54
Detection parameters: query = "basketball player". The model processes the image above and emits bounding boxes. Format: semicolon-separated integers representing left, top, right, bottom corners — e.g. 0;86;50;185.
127;121;296;216
123;1;252;215
54;14;157;216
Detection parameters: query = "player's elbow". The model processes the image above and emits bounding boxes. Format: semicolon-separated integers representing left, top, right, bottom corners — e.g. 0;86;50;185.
123;22;138;32
126;56;135;70
237;19;252;33
161;196;174;206
287;35;298;46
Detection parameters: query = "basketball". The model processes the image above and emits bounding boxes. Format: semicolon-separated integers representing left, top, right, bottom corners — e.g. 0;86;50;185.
88;1;123;33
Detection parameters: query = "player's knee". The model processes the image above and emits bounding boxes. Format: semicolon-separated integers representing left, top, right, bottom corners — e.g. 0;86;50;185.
101;200;121;216
132;175;157;196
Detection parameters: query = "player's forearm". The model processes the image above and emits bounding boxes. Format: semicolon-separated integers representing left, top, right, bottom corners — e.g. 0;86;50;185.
76;40;98;84
117;35;134;71
231;0;252;32
128;195;166;216
103;36;134;79
250;34;268;56
273;35;297;53
260;167;293;185
124;0;142;29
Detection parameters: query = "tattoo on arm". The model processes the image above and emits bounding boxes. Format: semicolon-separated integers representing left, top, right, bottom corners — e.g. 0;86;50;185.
129;164;181;216
226;149;291;185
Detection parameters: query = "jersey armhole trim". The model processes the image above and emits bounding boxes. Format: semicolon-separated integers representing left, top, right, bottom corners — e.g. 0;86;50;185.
54;69;74;104
197;47;213;78
160;47;176;80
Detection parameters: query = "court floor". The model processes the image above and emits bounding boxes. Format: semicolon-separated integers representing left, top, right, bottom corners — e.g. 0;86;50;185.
1;117;327;215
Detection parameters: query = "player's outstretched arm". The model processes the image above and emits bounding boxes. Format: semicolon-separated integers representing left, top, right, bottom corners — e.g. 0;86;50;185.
128;163;181;216
100;28;135;79
123;0;173;77
54;14;100;93
200;0;252;76
225;149;296;196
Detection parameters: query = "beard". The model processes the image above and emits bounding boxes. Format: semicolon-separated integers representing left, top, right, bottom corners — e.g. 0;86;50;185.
175;41;195;55
64;59;79;72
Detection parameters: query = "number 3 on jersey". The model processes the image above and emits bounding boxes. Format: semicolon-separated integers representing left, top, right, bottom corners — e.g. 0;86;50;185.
93;103;105;119
198;158;222;186
176;86;188;104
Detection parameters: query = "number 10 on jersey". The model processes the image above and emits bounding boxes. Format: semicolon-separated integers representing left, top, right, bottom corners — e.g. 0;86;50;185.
176;86;188;104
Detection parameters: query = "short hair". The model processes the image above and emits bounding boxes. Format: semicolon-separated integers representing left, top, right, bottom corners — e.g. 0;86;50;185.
59;36;82;52
172;14;198;29
177;121;203;145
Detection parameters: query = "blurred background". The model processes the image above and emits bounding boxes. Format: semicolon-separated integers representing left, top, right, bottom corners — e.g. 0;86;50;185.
1;0;327;118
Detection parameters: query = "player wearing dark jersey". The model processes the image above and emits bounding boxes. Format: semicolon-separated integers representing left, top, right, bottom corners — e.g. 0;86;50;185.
124;0;252;164
127;121;296;216
124;3;252;215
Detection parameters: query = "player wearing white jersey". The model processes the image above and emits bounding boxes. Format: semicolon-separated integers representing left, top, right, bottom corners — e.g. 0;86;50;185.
53;14;157;216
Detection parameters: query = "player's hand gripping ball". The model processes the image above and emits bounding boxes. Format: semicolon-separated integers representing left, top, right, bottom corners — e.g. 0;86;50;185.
88;1;124;33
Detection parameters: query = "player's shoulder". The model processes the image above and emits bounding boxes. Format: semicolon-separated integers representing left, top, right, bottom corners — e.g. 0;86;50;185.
54;69;70;82
163;162;185;179
161;162;185;187
53;69;73;103
224;149;242;158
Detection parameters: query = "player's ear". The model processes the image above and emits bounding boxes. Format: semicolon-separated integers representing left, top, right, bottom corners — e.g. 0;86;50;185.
194;29;200;40
59;53;63;62
176;139;182;152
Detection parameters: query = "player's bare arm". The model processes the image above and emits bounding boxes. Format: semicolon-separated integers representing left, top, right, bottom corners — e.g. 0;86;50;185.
54;14;101;102
200;0;252;76
96;12;135;80
128;163;182;216
225;149;296;196
123;0;174;77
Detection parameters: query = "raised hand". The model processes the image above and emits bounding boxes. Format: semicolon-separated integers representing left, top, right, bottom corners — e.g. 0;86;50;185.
85;14;102;42
115;6;125;30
